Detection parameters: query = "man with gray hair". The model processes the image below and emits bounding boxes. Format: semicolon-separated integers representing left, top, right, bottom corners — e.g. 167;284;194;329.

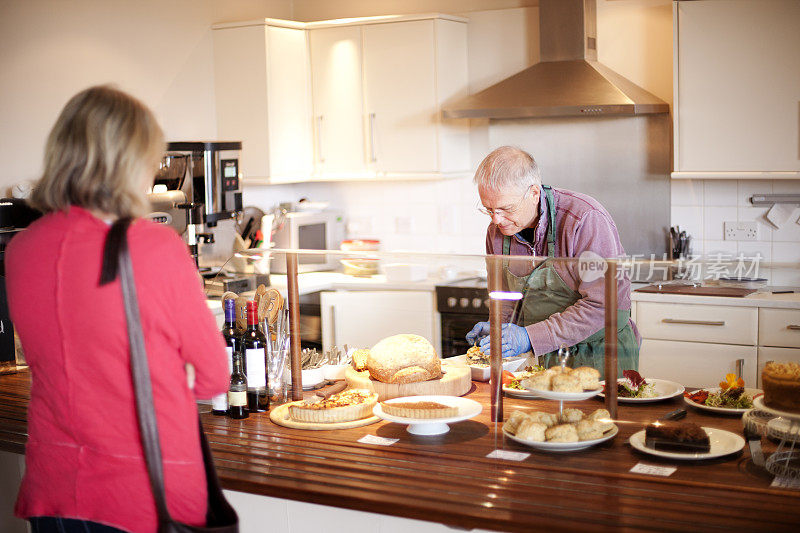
466;146;638;377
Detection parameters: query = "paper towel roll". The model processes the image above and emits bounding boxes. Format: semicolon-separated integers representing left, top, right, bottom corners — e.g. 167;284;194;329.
765;203;797;229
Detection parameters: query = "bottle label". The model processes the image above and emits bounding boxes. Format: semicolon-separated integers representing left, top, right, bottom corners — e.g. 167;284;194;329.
225;347;233;373
245;348;266;388
228;390;247;407
212;393;228;411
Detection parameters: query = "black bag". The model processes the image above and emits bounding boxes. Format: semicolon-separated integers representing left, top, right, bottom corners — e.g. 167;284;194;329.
101;218;238;533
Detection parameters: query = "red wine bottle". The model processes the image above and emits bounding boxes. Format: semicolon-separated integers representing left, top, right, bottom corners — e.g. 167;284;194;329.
241;300;269;412
227;350;248;419
212;299;239;415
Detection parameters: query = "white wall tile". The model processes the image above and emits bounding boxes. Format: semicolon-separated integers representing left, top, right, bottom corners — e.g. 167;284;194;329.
670;205;703;242
704;240;738;256
738;180;773;207
703;206;737;241
670;179;703;206
773;181;800;194
769;268;800;286
773;242;800;263
737;241;772;262
703;180;738;206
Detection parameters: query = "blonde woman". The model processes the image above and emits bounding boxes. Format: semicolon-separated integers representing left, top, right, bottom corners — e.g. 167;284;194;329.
6;86;229;532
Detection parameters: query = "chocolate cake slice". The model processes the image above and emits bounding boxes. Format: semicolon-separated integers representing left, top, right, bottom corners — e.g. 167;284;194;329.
645;421;711;453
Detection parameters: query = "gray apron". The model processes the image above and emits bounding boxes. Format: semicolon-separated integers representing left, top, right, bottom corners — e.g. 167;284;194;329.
502;185;638;380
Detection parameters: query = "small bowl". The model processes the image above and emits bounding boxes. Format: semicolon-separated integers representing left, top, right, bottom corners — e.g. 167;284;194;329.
322;363;348;381
301;367;325;389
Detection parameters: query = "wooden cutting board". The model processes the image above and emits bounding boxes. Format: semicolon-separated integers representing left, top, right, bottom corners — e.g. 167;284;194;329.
345;363;471;401
269;401;380;430
635;285;757;297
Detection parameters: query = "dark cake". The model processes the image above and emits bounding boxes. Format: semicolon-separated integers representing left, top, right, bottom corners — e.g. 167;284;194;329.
645;421;711;453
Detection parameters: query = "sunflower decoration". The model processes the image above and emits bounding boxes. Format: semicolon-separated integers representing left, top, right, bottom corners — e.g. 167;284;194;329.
719;373;745;391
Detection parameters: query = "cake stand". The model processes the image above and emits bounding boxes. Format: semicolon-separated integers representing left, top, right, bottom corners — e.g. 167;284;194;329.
753;397;800;479
524;347;602;416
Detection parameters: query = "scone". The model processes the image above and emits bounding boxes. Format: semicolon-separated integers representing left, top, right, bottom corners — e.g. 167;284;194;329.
587;409;615;432
516;419;547;442
527;411;559;427
522;372;552;391
545;423;579;443
559;408;584;424
552;373;582;393
503;410;530;435
549;365;568;374
575;419;604;441
571;366;601;390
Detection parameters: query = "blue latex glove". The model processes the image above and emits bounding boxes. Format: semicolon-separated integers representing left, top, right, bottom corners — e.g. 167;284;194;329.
465;321;490;346
477;323;532;358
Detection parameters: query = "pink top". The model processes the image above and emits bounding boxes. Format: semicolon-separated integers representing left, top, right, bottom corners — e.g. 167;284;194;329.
485;186;638;356
7;206;228;532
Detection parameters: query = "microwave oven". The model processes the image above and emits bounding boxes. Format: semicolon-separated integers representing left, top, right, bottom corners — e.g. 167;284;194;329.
270;209;345;273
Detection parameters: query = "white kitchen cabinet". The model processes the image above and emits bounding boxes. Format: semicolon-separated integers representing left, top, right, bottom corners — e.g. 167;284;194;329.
362;18;470;176
308;25;368;177
635;302;757;345
212;20;313;183
639;339;757;389
320;290;439;355
758;308;800;348
306;16;470;180
672;0;800;179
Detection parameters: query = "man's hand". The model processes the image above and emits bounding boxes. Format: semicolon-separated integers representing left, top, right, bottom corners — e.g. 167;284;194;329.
477;323;532;358
466;321;490;346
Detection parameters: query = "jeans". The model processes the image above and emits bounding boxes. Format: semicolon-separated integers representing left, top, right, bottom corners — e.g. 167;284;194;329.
29;517;128;533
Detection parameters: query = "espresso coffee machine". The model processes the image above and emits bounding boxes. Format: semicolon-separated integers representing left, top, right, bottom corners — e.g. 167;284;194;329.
0;199;41;370
149;141;244;267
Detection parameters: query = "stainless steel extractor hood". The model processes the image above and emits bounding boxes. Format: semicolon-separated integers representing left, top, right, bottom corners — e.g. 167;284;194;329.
443;0;669;119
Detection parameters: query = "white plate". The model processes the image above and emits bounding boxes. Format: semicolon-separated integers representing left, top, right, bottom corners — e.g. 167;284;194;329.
629;427;745;460
754;396;800;422
598;379;685;403
501;371;601;400
448;354;527;381
373;395;482;436
684;387;763;415
503;425;618;452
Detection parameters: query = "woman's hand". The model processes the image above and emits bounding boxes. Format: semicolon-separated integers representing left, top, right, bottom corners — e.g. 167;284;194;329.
477;323;532;358
465;321;490;345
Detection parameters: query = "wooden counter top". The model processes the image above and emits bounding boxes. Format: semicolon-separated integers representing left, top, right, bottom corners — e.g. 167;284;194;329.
1;370;798;531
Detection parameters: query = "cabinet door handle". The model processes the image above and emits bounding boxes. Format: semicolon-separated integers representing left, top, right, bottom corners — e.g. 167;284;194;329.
368;112;377;163
330;305;337;347
788;324;800;331
736;358;744;379
662;318;726;326
316;115;325;163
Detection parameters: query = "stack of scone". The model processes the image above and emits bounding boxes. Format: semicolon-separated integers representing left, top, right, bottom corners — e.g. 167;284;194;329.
520;365;601;393
503;408;614;443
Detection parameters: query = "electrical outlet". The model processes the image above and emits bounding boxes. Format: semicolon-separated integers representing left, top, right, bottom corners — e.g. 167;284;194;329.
724;221;759;241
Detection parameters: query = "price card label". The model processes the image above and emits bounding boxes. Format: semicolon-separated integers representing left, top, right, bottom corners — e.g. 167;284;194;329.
358;435;398;446
771;476;800;490
486;450;530;461
630;462;677;477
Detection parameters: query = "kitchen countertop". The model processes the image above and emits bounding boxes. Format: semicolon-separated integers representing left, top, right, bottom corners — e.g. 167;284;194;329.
631;288;800;309
1;370;798;531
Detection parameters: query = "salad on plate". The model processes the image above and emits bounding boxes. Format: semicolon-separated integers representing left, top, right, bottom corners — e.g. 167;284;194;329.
684;374;757;410
610;370;657;399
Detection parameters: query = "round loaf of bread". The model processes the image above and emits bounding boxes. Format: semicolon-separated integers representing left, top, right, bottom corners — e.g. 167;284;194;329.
367;334;442;384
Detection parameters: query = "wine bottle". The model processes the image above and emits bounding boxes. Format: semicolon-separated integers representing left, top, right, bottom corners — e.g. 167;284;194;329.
241;300;269;412
227;350;248;419
212;299;239;416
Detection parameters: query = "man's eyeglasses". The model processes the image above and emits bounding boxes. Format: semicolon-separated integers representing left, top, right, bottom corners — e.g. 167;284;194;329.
477;186;532;217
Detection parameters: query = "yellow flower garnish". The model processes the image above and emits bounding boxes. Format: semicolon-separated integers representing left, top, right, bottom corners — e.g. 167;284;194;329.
719;373;744;390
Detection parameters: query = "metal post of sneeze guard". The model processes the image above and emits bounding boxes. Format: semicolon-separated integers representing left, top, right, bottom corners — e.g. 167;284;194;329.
287;252;303;401
489;255;503;423
604;259;618;419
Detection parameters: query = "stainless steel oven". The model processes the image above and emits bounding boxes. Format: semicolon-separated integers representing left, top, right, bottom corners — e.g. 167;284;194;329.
435;278;489;358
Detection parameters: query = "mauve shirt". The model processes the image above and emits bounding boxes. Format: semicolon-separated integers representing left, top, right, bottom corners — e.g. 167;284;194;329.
485;186;639;356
